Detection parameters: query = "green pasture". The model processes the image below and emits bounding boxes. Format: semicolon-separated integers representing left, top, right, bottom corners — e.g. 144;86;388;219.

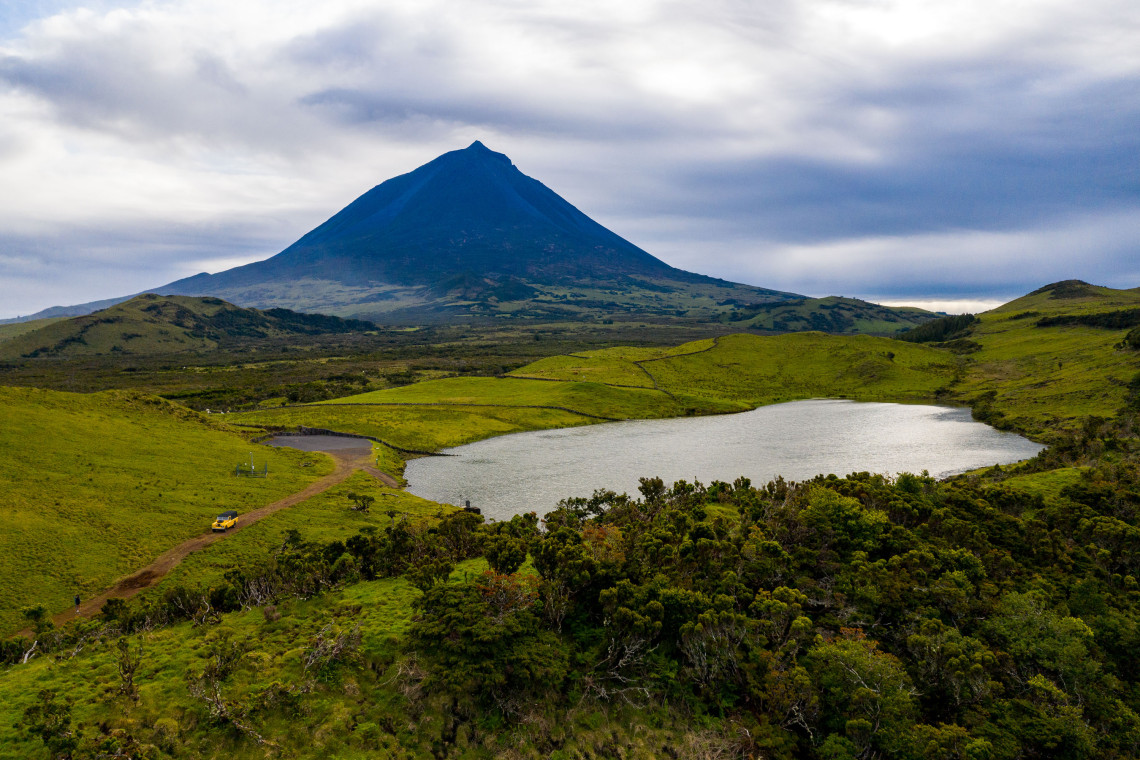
0;387;334;633
315;375;728;418
0;318;68;344
953;293;1140;433
232;404;602;452
645;333;958;404
514;333;958;407
994;467;1088;501
508;339;717;387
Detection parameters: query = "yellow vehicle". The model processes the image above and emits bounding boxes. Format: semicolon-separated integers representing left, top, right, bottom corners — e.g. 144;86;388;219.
211;510;239;532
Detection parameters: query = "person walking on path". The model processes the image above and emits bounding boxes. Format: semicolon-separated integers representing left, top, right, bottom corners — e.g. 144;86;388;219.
74;595;80;612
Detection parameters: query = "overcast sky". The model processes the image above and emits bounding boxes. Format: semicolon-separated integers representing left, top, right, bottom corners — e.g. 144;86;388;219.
1;0;1138;318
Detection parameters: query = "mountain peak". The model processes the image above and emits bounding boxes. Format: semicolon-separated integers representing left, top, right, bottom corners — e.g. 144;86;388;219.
146;142;799;320
461;139;511;166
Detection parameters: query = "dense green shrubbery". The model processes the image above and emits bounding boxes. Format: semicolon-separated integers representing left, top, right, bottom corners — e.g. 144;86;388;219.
895;313;977;343
399;464;1140;758
1037;308;1140;330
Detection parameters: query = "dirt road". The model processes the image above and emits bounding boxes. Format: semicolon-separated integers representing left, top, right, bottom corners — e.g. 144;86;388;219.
43;446;400;630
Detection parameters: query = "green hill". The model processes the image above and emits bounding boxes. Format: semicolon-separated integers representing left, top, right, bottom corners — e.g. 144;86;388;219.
928;281;1140;437
0;386;331;632
0;317;68;344
721;295;937;335
0;294;374;359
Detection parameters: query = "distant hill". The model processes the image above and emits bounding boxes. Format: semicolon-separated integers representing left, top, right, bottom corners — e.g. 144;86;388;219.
720;296;937;335
0;316;68;343
0;294;375;359
914;279;1140;436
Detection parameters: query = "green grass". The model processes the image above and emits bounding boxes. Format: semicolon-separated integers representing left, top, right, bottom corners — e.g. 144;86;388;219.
232;404;604;452
0;318;68;344
952;285;1140;435
316;375;724;418
148;472;451;594
516;333;958;407
995;467;1088;500
508;340;717;387
0;387;334;633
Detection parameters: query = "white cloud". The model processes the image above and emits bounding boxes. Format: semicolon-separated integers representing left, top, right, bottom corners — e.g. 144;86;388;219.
0;0;1138;317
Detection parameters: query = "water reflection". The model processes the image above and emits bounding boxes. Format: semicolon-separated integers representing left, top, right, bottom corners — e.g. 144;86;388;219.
406;399;1044;522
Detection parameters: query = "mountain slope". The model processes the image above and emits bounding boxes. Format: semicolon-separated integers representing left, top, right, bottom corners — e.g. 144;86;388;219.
0;294;374;359
153;141;798;321
7;142;939;330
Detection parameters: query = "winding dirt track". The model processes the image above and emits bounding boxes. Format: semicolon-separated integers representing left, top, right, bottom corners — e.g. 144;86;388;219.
45;447;400;630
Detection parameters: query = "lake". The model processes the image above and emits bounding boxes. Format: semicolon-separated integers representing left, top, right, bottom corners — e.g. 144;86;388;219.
404;399;1045;521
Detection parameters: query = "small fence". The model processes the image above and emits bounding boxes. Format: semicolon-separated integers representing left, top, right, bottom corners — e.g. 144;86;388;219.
234;463;268;478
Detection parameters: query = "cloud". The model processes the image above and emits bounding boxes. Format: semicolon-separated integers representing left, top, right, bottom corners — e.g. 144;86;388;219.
0;0;1138;317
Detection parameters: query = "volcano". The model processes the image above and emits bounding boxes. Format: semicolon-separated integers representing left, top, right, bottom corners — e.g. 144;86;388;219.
151;141;797;321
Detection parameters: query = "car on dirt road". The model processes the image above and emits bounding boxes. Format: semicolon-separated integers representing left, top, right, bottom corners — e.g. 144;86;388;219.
212;510;239;532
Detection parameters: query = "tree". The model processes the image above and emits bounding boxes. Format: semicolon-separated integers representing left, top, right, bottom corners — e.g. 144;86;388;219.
484;534;527;575
806;632;918;759
346;491;374;513
19;689;77;759
116;636;144;703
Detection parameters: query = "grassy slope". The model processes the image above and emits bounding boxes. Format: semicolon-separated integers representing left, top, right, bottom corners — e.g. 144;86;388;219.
0;294;371;360
0;318;68;344
953;283;1140;436
0;387;333;633
317;375;728;418
233;404;604;452
646;333;956;404
149;472;449;594
0;296;234;359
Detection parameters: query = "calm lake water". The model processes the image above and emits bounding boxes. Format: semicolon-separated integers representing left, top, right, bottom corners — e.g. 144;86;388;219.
405;399;1045;522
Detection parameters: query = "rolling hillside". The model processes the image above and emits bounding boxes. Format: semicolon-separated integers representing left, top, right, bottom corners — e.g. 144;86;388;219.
913;280;1140;436
722;296;937;335
0;294;375;359
0;386;331;633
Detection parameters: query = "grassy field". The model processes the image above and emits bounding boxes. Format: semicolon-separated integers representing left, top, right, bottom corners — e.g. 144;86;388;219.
0;387;334;633
316;374;735;418
951;285;1140;435
514;333;958;406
